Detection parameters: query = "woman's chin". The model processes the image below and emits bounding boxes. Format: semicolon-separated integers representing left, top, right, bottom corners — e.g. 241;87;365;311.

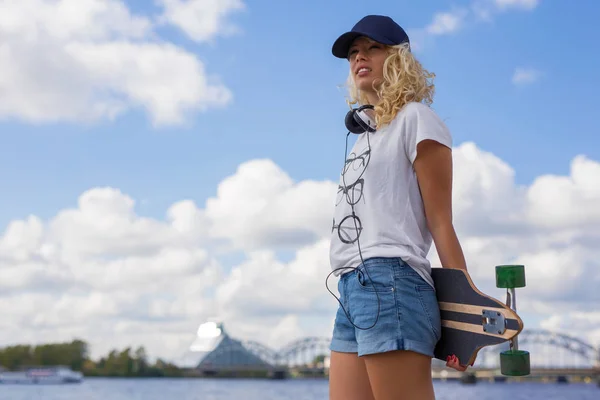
355;78;378;94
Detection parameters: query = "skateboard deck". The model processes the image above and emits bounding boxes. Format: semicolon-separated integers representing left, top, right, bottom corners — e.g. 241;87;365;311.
431;267;524;367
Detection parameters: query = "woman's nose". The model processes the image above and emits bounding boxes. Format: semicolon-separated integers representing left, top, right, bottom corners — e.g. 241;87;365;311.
354;50;367;62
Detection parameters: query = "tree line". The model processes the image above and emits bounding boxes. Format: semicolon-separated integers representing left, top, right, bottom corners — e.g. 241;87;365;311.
0;339;183;377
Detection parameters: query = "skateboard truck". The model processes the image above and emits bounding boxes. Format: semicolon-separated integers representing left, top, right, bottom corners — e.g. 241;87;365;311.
495;265;531;376
482;310;505;335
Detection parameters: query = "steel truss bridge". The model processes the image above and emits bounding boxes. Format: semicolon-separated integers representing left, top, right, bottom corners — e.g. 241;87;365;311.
198;328;600;383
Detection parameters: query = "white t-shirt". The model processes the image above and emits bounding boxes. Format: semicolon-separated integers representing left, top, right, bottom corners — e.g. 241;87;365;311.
329;101;453;288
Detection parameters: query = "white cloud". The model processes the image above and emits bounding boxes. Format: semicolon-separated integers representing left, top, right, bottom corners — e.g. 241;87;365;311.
512;67;542;85
0;0;239;127
157;0;245;43
494;0;540;11
540;312;600;347
426;10;468;35
0;187;222;359
205;159;337;251
1;142;600;363
420;0;540;40
452;142;527;236
527;155;600;228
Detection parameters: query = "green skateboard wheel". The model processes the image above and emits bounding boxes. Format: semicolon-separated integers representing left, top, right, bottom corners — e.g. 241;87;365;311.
500;349;530;376
495;265;526;288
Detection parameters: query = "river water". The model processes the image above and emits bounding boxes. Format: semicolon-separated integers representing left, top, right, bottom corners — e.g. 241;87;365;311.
0;378;597;399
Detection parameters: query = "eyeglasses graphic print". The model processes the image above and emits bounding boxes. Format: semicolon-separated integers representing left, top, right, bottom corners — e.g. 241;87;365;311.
326;130;381;331
332;139;371;245
331;214;363;244
335;178;364;206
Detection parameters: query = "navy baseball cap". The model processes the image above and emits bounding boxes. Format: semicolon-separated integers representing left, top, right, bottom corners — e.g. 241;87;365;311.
332;15;410;59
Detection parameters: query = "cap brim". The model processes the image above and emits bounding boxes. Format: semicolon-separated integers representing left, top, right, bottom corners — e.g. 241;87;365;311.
331;31;395;59
332;31;363;58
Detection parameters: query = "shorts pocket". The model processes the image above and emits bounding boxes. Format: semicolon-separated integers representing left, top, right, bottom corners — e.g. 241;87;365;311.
356;265;394;293
416;284;442;341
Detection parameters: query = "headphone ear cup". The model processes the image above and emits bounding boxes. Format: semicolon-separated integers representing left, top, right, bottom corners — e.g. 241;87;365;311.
345;110;365;134
345;105;376;134
354;107;376;133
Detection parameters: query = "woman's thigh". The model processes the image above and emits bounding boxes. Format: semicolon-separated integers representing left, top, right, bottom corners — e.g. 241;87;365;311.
347;257;441;399
329;351;375;400
363;350;435;400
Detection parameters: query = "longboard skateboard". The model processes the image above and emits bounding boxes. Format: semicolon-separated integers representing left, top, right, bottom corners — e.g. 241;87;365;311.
431;265;530;376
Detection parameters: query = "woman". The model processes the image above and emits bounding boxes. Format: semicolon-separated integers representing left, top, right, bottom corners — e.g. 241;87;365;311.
327;15;471;400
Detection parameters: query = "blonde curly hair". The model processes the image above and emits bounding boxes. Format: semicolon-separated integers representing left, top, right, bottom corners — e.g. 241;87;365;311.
345;42;436;128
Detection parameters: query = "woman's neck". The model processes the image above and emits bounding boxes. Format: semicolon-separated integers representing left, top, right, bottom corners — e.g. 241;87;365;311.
365;92;380;107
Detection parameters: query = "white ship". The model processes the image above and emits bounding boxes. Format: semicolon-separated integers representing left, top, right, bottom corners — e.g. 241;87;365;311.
0;365;83;384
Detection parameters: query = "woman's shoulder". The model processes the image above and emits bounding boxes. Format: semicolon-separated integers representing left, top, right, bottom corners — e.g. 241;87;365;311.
396;101;441;121
387;101;452;151
387;101;448;132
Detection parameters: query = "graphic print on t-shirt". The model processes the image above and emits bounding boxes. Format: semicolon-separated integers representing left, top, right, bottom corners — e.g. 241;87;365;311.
332;139;371;246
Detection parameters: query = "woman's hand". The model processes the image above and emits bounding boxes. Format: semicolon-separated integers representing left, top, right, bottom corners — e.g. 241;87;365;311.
445;354;473;371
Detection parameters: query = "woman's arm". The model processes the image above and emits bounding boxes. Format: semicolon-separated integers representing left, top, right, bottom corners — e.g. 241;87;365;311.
414;138;471;371
413;139;467;271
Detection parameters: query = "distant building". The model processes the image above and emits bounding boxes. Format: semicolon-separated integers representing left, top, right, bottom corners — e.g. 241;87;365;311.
198;329;271;370
179;321;272;372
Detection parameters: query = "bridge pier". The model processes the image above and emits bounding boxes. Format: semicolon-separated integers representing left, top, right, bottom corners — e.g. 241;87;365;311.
268;368;288;380
556;375;568;384
460;372;477;385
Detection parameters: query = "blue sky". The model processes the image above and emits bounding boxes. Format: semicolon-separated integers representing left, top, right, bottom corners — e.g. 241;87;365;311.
1;0;598;228
1;0;600;361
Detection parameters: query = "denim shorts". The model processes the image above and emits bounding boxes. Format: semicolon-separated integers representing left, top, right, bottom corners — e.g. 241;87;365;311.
329;257;442;358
